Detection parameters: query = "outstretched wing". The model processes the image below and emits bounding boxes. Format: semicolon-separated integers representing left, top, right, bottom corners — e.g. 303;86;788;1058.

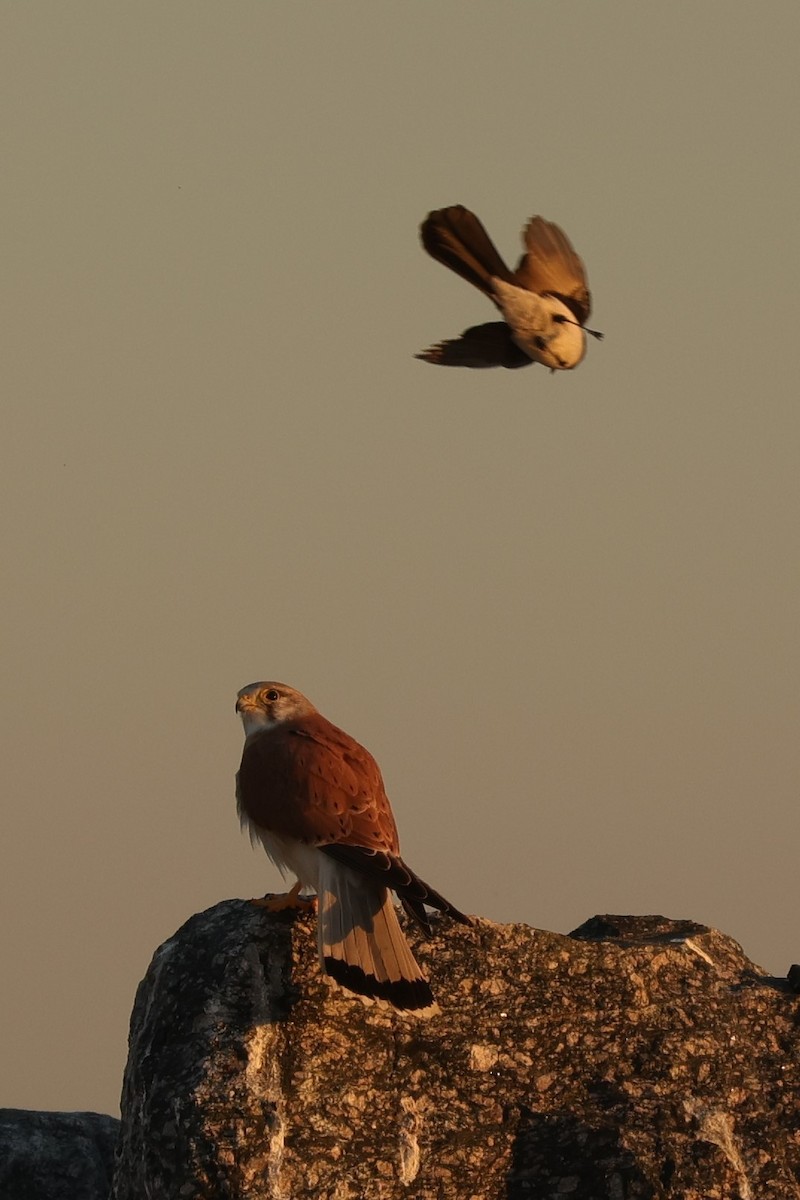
417;321;532;369
514;216;592;324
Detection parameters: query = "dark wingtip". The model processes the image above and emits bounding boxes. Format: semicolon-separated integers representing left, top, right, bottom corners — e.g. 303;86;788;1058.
418;885;473;928
434;902;472;927
323;957;437;1013
401;895;433;933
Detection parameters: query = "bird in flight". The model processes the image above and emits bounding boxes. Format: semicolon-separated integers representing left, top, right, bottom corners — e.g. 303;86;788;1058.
235;681;471;1015
417;203;602;371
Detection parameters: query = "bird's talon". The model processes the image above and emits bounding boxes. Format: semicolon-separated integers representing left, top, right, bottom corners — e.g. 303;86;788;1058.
251;888;317;914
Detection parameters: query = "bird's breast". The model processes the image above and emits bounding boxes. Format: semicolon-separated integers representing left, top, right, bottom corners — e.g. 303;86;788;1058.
491;280;586;370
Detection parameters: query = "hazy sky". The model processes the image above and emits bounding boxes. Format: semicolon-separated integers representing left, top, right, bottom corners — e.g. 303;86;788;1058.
2;3;799;1117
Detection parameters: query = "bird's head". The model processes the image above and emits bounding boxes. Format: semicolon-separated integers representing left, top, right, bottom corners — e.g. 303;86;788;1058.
540;299;603;371
235;681;316;736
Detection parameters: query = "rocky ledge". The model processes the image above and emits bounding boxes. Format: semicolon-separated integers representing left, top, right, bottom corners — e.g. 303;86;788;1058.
105;901;798;1199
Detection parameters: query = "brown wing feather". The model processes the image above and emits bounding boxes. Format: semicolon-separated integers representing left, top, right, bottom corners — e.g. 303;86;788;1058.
416;321;532;369
321;843;472;928
236;714;400;852
514;216;592;323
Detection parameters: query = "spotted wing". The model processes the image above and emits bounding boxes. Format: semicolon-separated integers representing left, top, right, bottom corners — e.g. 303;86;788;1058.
236;714;400;853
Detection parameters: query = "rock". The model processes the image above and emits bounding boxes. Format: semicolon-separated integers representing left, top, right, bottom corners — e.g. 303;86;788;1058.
111;900;800;1199
0;1108;119;1200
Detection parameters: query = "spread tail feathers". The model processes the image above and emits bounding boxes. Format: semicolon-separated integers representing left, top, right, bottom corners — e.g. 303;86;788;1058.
420;204;515;297
318;859;439;1016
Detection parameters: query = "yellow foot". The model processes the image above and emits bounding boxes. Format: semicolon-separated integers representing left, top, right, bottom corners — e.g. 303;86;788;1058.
250;881;317;914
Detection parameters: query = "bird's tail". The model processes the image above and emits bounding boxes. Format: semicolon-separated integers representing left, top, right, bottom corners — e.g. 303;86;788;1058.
318;858;439;1016
420;205;516;297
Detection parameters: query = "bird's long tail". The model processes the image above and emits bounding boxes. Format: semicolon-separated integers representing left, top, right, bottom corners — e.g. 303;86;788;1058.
318;858;439;1016
420;204;516;297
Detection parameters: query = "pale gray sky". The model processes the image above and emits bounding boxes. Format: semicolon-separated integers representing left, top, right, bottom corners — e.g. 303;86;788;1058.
2;3;799;1116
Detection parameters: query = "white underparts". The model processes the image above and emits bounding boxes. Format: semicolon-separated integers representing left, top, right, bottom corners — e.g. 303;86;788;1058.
244;820;322;892
239;711;280;737
490;278;586;370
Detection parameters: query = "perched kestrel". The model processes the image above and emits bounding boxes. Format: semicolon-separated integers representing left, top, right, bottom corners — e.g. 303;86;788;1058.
235;681;471;1015
417;203;602;371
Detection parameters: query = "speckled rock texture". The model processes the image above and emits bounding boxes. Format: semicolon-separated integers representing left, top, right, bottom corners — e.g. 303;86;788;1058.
0;1108;119;1200
111;902;799;1199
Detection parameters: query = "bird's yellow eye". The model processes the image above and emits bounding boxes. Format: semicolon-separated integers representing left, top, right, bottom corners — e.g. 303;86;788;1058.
265;689;280;702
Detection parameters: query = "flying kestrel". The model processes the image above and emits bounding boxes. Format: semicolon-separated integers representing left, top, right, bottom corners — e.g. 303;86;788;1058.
417;203;602;370
235;681;471;1015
